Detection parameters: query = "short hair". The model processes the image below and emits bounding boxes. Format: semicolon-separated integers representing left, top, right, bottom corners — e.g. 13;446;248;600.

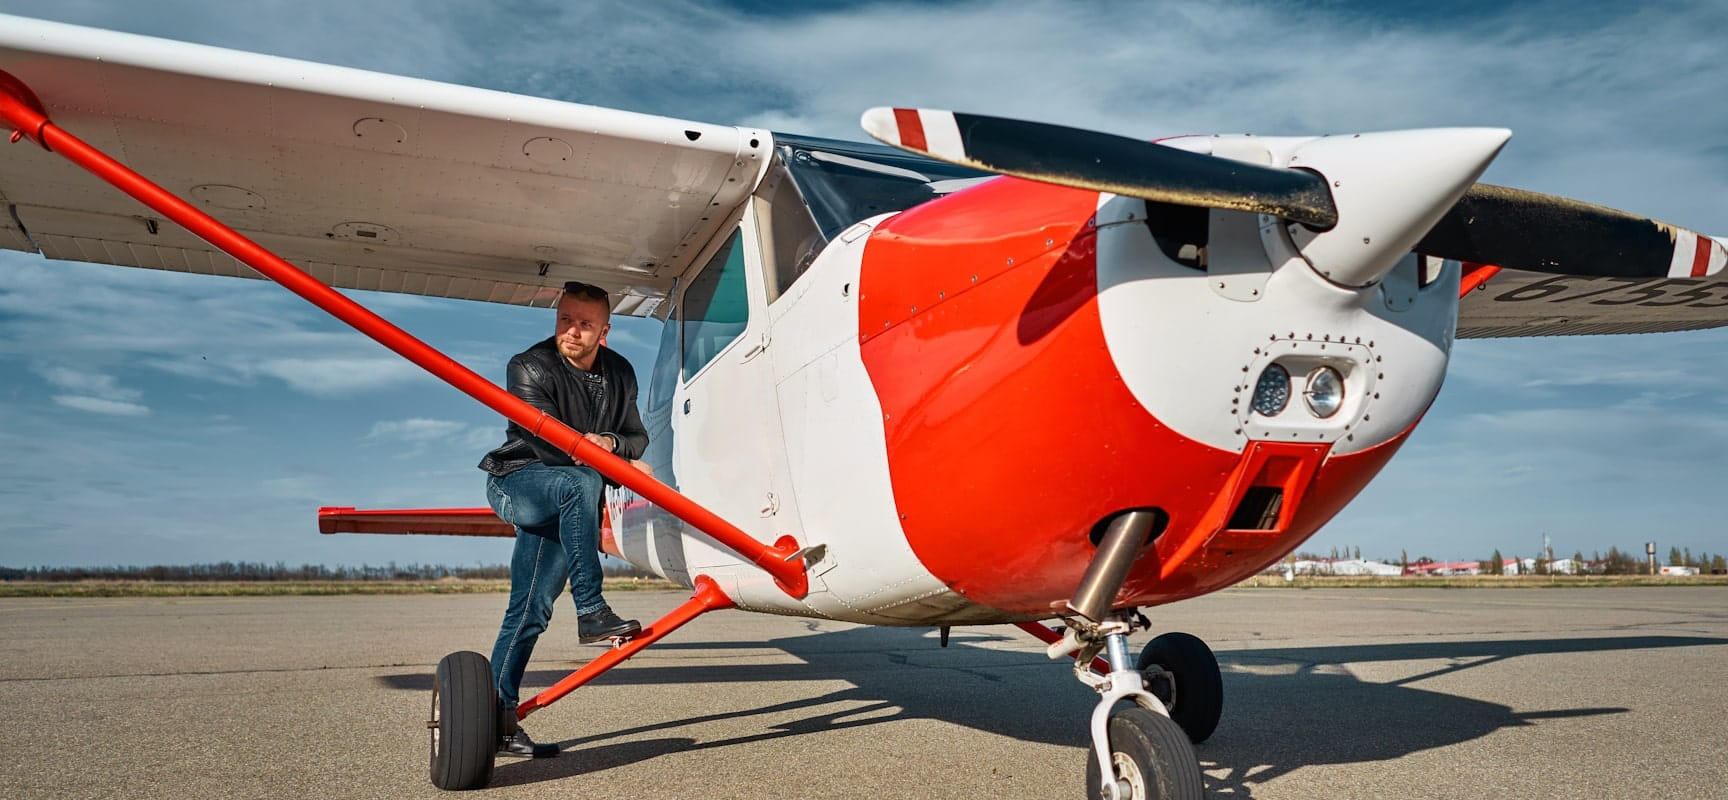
561;281;610;305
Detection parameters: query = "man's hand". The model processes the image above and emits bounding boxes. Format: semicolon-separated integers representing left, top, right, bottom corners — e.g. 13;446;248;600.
567;432;616;467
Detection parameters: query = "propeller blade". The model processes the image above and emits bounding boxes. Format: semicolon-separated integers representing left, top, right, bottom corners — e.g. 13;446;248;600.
861;107;1339;229
1417;184;1727;278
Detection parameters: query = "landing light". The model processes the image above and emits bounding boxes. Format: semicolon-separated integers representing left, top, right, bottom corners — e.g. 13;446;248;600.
1251;364;1290;417
1304;366;1344;418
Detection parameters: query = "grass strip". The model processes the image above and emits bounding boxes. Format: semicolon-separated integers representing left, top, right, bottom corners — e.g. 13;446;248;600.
6;575;1725;597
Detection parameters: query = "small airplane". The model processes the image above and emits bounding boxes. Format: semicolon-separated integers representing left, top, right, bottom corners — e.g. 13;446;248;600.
2;14;1723;800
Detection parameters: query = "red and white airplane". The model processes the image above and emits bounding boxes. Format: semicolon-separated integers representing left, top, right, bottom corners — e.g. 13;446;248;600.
3;14;1724;800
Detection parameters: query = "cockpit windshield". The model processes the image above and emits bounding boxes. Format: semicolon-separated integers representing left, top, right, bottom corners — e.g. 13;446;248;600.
773;133;992;240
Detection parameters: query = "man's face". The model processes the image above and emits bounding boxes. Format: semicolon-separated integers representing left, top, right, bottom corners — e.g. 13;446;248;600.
554;294;610;368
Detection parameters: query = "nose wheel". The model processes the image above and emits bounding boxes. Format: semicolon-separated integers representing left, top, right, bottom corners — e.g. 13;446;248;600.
1086;706;1205;800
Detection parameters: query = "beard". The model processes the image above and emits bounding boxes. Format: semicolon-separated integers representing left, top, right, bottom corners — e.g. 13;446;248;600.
558;336;598;365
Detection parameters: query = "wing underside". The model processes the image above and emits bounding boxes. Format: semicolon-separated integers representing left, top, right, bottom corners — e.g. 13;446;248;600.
1459;268;1728;338
0;15;769;315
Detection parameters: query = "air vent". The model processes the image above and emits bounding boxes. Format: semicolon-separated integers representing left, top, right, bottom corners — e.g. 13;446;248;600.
1144;200;1208;270
1226;486;1283;531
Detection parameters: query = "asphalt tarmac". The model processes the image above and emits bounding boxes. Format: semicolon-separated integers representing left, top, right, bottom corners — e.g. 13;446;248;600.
1;587;1723;799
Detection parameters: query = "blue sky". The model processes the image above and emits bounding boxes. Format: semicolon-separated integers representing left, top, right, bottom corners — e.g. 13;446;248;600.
2;0;1726;568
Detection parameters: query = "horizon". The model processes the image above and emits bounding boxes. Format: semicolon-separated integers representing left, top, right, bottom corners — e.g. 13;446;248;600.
7;538;1720;572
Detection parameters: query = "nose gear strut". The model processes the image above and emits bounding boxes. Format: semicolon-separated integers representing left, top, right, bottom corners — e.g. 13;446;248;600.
1042;508;1205;799
1049;611;1203;800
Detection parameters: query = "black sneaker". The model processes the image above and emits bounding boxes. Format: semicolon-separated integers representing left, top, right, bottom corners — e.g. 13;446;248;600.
498;727;559;758
577;606;641;643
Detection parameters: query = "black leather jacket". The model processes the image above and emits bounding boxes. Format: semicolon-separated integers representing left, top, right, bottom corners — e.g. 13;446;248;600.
477;337;649;478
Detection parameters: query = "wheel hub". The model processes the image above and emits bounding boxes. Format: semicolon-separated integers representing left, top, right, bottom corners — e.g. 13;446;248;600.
1146;667;1177;709
1110;752;1146;800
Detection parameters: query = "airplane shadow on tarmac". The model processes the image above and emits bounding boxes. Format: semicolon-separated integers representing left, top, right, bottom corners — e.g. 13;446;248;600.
377;631;1724;795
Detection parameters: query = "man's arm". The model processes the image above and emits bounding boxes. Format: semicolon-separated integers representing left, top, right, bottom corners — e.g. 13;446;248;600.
608;399;649;462
595;349;649;462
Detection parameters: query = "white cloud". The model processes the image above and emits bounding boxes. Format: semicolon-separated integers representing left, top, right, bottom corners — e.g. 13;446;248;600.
0;258;450;398
368;418;467;442
52;395;150;416
1520;369;1700;390
0;0;474;79
38;366;138;398
33;364;152;415
367;417;500;455
253;357;426;396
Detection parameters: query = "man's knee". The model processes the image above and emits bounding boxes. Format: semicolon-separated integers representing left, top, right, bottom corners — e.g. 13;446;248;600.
549;466;604;507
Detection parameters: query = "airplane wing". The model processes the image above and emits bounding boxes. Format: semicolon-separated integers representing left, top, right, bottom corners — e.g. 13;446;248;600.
1459;266;1728;338
0;15;768;316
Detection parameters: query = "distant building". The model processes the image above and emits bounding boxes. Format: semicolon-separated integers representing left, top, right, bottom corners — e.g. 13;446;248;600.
1288;559;1404;576
1404;560;1484;576
1504;557;1541;575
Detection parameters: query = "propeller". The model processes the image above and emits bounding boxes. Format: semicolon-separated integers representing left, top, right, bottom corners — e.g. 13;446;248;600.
860;107;1339;229
861;107;1726;281
1416;183;1726;279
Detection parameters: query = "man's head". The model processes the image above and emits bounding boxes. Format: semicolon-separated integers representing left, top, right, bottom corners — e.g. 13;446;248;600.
554;281;611;370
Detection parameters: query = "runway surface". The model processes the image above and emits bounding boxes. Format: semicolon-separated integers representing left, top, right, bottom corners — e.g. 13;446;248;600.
1;587;1723;799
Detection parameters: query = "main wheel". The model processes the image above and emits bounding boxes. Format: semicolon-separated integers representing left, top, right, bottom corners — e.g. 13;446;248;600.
429;651;497;791
1138;631;1222;743
1085;707;1205;800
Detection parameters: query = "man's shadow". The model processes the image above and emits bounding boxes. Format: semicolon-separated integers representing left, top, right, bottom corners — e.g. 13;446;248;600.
378;630;1720;794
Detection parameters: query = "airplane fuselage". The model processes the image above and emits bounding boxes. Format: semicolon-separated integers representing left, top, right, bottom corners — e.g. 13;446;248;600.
612;137;1461;625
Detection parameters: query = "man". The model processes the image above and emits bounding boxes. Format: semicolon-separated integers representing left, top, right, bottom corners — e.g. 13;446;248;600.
477;280;648;758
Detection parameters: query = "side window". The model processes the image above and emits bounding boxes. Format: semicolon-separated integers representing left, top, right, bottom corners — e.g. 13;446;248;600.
754;163;826;302
679;231;749;381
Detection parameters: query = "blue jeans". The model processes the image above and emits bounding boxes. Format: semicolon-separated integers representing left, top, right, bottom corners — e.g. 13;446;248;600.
485;463;607;706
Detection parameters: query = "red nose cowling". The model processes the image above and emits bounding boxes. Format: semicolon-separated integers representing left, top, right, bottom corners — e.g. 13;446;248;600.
857;177;1412;615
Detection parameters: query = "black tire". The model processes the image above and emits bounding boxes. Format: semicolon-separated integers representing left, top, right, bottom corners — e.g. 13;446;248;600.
429;651;497;791
1137;631;1222;744
1085;707;1205;800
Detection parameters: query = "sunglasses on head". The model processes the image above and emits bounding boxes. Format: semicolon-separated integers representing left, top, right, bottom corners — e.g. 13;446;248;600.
562;281;610;301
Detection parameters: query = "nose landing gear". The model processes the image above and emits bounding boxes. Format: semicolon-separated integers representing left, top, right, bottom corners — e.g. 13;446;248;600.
1048;614;1208;800
1039;509;1218;799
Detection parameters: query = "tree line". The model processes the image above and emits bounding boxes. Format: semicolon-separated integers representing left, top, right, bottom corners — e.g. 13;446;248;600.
0;561;661;582
1478;546;1726;576
1286;544;1727;575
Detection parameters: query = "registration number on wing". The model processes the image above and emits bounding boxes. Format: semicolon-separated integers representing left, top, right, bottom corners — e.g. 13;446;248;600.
1490;276;1728;308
